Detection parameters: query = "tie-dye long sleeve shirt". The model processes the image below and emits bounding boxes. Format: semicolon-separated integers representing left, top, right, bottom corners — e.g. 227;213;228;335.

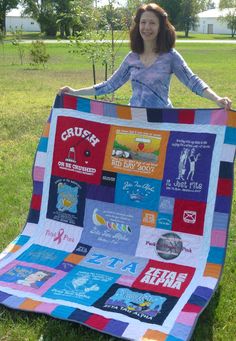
94;49;209;108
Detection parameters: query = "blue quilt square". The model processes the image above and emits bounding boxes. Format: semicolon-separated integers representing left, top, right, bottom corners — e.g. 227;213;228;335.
17;244;68;268
162;109;179;123
147;108;163;122
27;208;40;224
43;266;120;306
104;319;128;336
157;213;173;230
219;161;234;179
194;109;212;124
69;309;91;322
224;127;236;145
207;246;225;264
212;212;229;230
104;102;117;117
37;137;48;153
115;173;161;211
51;305;75;319
77;97;90;113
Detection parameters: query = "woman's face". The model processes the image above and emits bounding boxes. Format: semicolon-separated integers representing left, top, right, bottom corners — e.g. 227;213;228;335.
139;11;160;44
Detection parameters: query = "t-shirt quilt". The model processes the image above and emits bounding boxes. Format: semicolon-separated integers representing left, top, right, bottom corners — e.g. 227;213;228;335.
0;94;235;341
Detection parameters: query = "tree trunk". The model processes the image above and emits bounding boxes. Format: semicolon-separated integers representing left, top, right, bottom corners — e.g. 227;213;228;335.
60;25;65;38
92;61;97;100
65;24;70;38
0;11;6;33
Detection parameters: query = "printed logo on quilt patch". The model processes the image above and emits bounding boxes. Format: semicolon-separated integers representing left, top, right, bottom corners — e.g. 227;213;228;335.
47;176;86;226
94;283;178;325
51;117;110;184
101;170;117;187
80;200;142;255
161;131;216;201
43;265;120;306
172;199;206;235
115;174;161;211
79;248;148;277
133;260;195;297
103;126;169;179
73;242;92;256
0;260;66;295
142;210;158;227
36;224;82;252
135;227;201;267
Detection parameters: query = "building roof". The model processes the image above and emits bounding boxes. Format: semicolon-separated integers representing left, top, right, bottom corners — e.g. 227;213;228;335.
198;8;236;18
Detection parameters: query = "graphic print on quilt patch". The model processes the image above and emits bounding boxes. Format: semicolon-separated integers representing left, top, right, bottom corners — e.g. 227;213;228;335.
115;173;162;211
43;265;120;306
47;176;86;226
80;199;142;255
51;117;110;184
94;283;178;325
161;131;216;201
103;126;169;179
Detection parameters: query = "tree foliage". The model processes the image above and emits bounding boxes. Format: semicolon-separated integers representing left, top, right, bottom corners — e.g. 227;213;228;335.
0;0;20;32
219;0;236;37
177;0;208;37
21;0;93;37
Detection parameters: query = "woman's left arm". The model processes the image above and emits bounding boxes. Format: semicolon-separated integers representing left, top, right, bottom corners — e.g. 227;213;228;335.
202;87;232;110
172;50;232;110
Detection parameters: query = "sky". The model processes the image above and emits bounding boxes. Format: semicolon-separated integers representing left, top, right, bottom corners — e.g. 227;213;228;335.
97;0;220;7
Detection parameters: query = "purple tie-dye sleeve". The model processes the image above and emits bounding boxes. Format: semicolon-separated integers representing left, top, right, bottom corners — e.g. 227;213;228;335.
94;55;131;95
171;50;208;96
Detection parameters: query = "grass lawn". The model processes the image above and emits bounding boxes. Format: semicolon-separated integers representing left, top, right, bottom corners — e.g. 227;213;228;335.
0;41;235;341
3;30;236;42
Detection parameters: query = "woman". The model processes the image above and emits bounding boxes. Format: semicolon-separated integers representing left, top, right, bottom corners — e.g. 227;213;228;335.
59;3;232;110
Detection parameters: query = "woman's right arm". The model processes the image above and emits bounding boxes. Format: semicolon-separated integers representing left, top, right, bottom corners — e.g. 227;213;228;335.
59;85;95;96
59;53;131;97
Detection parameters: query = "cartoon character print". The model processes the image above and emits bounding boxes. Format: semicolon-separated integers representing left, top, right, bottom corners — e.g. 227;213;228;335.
56;182;78;213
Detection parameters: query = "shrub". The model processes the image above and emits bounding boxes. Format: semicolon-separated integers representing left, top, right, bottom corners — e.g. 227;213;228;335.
29;40;50;68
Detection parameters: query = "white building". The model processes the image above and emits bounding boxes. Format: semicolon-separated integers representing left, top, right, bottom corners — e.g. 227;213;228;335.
193;8;236;34
6;8;40;32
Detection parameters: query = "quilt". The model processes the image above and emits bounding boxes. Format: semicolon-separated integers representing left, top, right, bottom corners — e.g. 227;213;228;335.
0;94;235;341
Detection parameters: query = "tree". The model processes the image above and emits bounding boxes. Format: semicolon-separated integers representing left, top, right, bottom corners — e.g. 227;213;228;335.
206;0;215;9
0;0;20;33
219;0;236;37
178;0;208;37
21;0;58;36
157;0;182;28
55;0;93;38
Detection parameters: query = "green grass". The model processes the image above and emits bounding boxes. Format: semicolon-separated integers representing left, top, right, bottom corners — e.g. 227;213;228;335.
3;30;236;42
0;42;236;340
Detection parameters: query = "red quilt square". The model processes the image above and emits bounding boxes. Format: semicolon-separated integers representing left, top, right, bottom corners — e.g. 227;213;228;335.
217;178;233;196
172;199;206;235
178;109;195;124
133;260;195;297
63;94;77;109
86;314;109;330
182;303;203;313
31;194;42;210
51;116;110;184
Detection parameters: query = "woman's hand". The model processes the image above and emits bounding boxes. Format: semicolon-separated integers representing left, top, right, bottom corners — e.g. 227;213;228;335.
215;97;232;111
58;86;75;96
